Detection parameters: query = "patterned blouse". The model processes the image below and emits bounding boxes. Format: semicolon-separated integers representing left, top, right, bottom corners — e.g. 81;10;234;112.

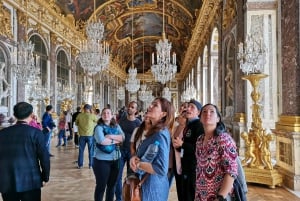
195;132;238;201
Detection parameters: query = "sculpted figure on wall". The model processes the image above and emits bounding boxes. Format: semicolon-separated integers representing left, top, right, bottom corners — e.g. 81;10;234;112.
225;63;234;104
0;63;10;103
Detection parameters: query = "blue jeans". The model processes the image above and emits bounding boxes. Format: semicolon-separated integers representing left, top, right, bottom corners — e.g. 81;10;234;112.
57;129;66;146
115;149;132;201
93;158;120;201
77;136;94;167
45;130;53;154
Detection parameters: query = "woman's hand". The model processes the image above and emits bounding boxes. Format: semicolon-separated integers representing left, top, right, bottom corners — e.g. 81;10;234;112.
172;137;183;148
130;155;140;172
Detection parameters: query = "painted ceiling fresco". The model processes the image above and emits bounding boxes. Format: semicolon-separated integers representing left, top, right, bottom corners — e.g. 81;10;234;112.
56;0;202;73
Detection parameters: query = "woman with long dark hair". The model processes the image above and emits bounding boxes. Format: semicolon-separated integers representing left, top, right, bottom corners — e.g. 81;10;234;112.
130;97;175;201
195;104;238;201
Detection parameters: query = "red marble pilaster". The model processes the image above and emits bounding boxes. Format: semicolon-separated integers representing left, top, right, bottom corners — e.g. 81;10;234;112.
281;0;300;115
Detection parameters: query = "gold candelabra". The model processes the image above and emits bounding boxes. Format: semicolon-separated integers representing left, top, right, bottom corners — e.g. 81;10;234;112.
241;73;282;188
43;97;50;106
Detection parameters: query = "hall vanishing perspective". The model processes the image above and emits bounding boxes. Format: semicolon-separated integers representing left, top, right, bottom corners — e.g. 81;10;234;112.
0;0;299;200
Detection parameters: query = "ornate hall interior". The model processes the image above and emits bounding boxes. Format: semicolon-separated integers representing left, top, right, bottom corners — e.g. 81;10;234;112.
0;0;299;200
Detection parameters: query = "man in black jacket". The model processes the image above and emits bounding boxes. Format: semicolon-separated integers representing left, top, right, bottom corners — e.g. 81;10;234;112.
0;102;50;201
173;99;203;201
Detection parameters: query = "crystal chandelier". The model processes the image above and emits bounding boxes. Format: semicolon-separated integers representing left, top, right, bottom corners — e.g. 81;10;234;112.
138;27;151;102
126;67;140;93
151;0;177;84
78;0;110;75
125;8;140;93
237;32;266;75
138;84;152;102
12;2;40;84
180;90;189;102
13;40;40;83
28;77;48;101
181;78;196;102
117;86;125;100
162;87;171;101
78;38;110;75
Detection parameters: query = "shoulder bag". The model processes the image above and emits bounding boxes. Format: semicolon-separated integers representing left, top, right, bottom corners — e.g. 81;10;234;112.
95;125;118;153
122;174;149;201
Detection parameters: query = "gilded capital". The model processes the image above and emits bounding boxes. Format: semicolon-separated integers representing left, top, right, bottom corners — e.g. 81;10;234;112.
50;32;58;44
0;2;13;39
72;47;80;56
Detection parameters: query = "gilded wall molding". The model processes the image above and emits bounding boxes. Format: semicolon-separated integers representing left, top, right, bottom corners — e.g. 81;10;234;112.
246;2;278;10
276;115;300;132
222;0;237;30
50;32;58;45
0;1;13;39
109;63;127;80
179;0;221;80
4;0;85;49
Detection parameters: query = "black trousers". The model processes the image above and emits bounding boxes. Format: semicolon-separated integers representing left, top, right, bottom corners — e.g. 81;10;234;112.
2;189;41;201
181;172;196;201
92;158;120;201
74;132;79;145
68;122;73;137
174;170;184;201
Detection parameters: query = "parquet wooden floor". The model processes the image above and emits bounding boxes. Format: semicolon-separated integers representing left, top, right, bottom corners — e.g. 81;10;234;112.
1;140;300;201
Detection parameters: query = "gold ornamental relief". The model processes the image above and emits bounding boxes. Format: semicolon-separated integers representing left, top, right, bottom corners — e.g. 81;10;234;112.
222;0;237;30
17;10;27;27
0;2;13;39
71;47;79;57
50;32;58;44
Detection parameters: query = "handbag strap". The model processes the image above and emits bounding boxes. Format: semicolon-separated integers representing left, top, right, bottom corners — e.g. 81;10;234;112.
138;174;149;187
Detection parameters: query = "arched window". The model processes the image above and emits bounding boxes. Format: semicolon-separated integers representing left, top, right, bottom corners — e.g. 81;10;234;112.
30;35;47;87
202;46;208;105
196;56;202;101
57;50;70;87
56;50;70;113
210;27;219;105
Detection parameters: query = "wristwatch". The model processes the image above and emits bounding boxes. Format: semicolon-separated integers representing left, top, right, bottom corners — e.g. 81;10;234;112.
216;195;227;201
111;139;114;144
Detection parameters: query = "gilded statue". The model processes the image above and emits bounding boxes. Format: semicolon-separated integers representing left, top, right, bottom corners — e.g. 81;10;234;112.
241;131;257;167
261;131;274;170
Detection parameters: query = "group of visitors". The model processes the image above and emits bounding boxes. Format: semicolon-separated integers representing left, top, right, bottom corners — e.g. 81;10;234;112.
0;98;246;201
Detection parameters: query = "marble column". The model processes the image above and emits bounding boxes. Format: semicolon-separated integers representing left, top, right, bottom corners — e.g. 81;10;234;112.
274;0;300;191
16;10;26;102
49;33;58;108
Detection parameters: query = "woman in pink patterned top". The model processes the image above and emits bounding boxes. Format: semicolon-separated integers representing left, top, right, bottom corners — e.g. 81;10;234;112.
195;104;238;201
56;111;68;147
29;114;42;130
